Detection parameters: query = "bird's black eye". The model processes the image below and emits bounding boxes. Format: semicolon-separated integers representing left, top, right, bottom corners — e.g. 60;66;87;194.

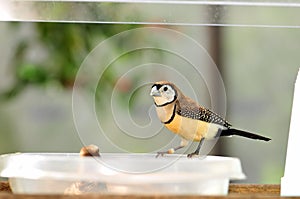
163;86;168;91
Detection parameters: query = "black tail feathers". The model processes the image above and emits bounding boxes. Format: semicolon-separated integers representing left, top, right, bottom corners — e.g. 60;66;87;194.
219;128;271;141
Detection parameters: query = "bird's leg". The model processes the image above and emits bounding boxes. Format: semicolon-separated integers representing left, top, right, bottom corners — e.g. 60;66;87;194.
214;128;223;138
187;138;205;158
155;146;184;158
156;139;188;158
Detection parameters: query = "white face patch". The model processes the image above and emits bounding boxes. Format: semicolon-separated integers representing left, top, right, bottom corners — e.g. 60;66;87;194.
150;84;177;107
160;85;176;102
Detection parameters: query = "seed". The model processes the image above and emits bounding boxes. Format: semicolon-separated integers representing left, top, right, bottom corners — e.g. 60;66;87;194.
79;144;100;157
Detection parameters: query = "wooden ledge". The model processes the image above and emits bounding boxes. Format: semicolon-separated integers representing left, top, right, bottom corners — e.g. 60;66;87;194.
0;181;283;198
229;184;280;195
0;181;11;193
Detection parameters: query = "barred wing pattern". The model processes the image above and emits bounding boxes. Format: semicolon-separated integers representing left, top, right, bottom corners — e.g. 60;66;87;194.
176;100;231;128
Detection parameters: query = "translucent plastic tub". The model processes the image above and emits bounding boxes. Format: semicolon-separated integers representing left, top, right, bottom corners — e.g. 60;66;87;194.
0;153;245;195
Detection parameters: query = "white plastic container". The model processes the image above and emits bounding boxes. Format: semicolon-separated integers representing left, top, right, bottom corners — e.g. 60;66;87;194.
0;153;245;195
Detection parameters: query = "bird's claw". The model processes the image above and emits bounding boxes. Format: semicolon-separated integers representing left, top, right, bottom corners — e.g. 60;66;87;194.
156;148;175;158
187;153;207;160
155;151;168;158
187;152;199;158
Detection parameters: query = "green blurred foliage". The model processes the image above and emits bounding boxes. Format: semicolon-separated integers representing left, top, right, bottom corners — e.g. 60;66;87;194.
1;23;139;102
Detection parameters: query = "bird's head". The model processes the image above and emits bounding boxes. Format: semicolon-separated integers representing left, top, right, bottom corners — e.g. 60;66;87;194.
150;81;178;107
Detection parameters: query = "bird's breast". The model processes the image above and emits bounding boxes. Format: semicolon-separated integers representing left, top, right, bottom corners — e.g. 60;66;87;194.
155;104;175;123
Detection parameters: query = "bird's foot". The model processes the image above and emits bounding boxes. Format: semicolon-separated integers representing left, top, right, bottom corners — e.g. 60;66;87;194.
187;153;207;159
156;148;175;158
187;153;198;158
187;151;199;158
155;151;167;158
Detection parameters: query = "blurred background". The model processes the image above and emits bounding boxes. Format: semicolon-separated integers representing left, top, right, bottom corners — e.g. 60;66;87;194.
1;1;300;184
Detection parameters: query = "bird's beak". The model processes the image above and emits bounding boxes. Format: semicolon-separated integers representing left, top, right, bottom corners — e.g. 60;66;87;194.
150;86;161;97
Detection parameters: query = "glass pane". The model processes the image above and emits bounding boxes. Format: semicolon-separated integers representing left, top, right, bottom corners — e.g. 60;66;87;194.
0;0;300;28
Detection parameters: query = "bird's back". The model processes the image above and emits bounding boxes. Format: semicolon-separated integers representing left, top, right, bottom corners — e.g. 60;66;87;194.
175;96;231;128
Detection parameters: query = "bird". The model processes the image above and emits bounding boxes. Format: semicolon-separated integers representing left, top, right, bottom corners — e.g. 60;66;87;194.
150;80;271;158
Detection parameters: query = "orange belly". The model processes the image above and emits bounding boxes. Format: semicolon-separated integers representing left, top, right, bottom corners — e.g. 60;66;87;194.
165;113;220;141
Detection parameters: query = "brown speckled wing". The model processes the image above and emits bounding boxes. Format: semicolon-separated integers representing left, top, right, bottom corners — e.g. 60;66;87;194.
175;98;231;128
